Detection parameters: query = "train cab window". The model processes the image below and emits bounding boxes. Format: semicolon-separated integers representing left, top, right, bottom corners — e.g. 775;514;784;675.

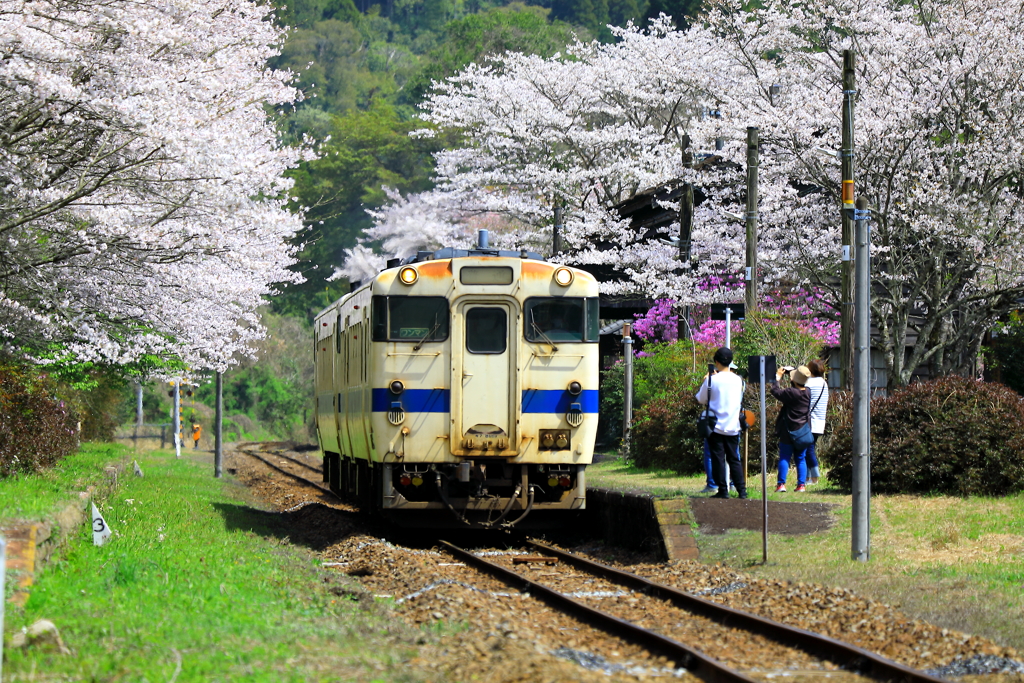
371;296;450;342
524;297;600;343
466;307;507;354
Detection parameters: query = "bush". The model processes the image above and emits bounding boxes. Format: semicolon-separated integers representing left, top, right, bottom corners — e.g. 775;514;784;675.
599;340;712;445
826;376;1024;496
0;362;79;477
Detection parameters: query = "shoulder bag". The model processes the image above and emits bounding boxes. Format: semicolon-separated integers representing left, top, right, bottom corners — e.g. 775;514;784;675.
787;390;820;450
697;374;717;439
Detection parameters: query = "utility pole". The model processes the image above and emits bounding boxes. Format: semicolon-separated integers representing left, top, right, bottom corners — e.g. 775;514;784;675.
851;196;872;561
215;371;224;478
172;379;181;458
745;127;759;313
840;49;856;390
677;135;694;341
622;322;634;456
552;205;563;257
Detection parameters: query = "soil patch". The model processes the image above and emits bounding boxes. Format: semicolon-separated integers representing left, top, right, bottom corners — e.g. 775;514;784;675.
690;498;836;535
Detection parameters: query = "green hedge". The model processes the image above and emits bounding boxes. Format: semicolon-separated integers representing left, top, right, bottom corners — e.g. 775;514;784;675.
0;362;79;477
826;376;1024;496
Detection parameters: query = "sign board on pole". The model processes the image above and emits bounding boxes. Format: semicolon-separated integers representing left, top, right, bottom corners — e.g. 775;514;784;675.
711;303;745;321
747;355;776;382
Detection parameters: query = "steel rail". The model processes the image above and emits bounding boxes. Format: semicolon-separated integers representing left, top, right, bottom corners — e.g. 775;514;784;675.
265;448;324;476
238;444;335;497
439;540;760;683
526;540;949;683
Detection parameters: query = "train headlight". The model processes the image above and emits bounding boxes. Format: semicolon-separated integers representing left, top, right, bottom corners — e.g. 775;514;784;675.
567;381;582;396
553;267;574;286
389;380;405;395
399;266;418;285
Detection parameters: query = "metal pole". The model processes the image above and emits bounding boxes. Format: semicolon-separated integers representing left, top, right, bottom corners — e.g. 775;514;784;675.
622;323;634;454
759;357;768;564
0;536;6;683
678;136;694;341
215;371;224;478
553;206;563;257
134;381;143;443
852;196;872;561
840;49;857;390
725;307;732;349
745;127;759;312
173;379;181;458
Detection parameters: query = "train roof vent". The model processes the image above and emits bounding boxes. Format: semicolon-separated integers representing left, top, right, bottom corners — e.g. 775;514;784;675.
386;258;400;269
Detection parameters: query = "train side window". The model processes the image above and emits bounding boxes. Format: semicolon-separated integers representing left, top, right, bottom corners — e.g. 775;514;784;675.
336;312;342;354
372;296;450;342
466;307;507;354
371;296;387;341
524;298;590;343
585;297;600;341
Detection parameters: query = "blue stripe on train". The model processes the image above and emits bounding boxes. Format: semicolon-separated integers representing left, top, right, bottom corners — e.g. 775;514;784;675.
520;389;599;413
371;388;599;413
371;388;450;413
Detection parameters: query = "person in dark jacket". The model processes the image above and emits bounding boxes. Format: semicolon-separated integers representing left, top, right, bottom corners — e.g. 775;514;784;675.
771;365;812;492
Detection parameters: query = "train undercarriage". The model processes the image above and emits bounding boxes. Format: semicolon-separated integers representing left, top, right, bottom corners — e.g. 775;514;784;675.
322;453;586;529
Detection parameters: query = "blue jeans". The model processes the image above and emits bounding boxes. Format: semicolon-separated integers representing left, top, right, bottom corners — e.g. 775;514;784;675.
778;442;808;487
704;438;741;488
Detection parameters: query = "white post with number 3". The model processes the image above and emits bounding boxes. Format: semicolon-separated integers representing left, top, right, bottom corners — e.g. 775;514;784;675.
92;503;112;546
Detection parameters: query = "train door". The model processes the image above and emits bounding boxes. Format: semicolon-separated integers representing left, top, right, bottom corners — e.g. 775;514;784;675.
454;300;516;453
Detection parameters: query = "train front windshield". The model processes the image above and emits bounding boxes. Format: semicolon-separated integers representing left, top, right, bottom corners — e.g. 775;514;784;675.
524;297;600;342
372;296;450;342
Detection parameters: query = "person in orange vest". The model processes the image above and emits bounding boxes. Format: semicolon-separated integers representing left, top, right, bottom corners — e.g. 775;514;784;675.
192;423;202;450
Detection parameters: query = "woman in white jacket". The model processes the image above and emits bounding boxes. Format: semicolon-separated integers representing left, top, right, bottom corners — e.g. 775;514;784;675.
805;359;829;485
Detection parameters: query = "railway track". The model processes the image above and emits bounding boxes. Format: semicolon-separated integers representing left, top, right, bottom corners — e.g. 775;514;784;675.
235;442;955;682
441;539;950;683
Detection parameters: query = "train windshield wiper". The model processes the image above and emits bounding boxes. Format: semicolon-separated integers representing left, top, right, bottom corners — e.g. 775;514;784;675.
530;310;558;352
413;317;441;351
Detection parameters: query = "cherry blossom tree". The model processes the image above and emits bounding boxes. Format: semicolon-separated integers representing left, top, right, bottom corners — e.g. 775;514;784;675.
695;0;1024;385
0;0;308;370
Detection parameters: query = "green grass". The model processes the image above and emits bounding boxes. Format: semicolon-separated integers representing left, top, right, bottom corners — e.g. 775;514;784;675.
4;449;422;682
0;443;126;520
591;452;1024;652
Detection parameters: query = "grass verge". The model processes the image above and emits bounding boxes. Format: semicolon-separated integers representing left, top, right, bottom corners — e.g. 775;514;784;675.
589;452;1024;652
0;443;125;520
4;448;421;682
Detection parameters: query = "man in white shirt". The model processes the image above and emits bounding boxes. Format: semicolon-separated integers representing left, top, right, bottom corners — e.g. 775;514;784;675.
695;347;747;499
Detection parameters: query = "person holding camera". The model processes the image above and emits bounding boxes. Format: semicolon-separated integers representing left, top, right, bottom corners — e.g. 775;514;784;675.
695;347;747;499
771;364;813;492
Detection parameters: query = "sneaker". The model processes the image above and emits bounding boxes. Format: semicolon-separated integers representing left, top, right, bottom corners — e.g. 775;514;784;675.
795;484;807;492
809;477;819;485
774;483;787;493
729;482;737;490
700;485;718;494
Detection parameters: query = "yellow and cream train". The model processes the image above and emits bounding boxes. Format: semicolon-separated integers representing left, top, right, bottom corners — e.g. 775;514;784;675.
313;231;600;528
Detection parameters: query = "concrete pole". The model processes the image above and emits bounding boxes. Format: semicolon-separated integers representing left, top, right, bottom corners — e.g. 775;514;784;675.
759;357;768;564
745;127;759;312
678;136;694;341
172;379;181;458
215;371;224;477
134;381;143;443
553;206;563;258
622;323;634;455
840;49;857;390
852;196;872;561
